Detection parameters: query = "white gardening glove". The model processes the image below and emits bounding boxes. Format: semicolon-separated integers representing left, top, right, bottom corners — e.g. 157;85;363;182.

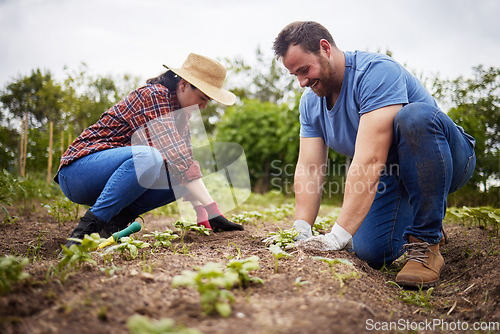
297;223;353;251
293;220;313;241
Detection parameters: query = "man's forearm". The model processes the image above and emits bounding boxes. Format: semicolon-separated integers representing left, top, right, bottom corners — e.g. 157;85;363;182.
294;163;325;225
336;161;383;235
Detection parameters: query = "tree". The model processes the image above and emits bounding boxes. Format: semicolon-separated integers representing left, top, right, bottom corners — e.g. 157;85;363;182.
0;69;65;176
216;99;300;193
437;66;500;192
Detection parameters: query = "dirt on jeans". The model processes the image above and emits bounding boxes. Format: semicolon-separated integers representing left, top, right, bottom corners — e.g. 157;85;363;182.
0;204;499;334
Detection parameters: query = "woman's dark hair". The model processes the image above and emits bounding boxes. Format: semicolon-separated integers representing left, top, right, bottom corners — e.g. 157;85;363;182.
273;21;336;59
146;70;181;91
146;70;197;91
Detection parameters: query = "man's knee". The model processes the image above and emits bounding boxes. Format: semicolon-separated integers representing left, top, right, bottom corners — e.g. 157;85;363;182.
353;241;394;269
393;102;439;133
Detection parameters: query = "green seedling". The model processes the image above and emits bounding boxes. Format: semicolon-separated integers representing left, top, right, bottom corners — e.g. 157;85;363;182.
59;233;106;271
226;255;264;287
294;276;311;287
99;265;123;277
232;211;263;224
174;218;210;243
387;281;434;309
312;256;359;289
447;206;500;237
172;262;239;317
0;169;23;224
104;236;150;260
42;197;79;227
263;203;294;221
263;227;300;250
143;229;179;250
268;244;292;273
26;232;45;262
0;255;30;294
127;314;202;334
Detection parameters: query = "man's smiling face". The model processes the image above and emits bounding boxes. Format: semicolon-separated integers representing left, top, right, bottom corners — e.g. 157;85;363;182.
282;43;336;98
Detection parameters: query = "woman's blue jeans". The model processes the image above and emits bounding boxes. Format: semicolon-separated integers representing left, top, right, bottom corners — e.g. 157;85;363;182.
352;103;476;268
58;146;186;222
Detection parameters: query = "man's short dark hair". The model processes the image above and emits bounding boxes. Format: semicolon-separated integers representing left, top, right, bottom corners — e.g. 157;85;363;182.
273;21;336;59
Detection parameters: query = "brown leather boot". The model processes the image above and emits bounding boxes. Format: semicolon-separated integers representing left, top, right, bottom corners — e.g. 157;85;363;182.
439;228;448;246
395;236;444;288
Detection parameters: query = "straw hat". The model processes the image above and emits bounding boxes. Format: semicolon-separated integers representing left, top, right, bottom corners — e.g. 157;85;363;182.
164;53;236;106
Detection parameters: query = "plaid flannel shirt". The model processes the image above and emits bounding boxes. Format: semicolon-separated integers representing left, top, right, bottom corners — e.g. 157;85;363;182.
58;84;202;184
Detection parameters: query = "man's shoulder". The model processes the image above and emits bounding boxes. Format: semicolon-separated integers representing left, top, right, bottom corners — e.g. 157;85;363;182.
349;51;397;70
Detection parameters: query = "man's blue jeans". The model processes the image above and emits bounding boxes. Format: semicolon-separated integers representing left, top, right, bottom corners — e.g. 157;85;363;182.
352;103;476;268
58;146;185;222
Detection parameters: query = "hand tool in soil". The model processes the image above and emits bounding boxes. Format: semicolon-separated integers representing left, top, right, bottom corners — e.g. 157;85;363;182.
98;221;142;248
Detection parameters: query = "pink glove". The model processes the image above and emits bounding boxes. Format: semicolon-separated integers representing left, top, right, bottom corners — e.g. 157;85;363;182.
203;202;244;232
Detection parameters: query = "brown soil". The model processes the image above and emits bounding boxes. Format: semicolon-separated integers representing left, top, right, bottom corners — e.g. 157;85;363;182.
0;204;499;334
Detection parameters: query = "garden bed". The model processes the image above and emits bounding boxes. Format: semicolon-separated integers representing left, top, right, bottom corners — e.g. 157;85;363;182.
1;198;499;334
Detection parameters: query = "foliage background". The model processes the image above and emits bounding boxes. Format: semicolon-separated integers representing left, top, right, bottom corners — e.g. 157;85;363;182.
0;51;498;206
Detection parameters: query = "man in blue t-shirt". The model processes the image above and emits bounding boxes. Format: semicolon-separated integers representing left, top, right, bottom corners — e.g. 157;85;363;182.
273;21;476;288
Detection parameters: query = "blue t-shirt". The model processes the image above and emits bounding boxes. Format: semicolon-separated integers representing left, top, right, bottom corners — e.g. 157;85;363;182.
299;51;438;158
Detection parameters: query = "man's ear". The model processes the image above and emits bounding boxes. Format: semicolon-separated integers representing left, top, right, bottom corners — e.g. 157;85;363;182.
319;39;331;57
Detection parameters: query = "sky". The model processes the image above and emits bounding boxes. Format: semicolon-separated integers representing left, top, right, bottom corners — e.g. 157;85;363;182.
1;0;500;90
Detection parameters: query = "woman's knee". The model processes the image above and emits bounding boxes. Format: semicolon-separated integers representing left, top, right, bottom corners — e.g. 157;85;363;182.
131;146;164;186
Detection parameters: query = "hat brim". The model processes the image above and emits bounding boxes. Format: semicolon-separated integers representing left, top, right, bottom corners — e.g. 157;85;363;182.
163;65;236;106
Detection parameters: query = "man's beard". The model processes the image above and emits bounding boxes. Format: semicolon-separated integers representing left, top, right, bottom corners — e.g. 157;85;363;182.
310;56;336;98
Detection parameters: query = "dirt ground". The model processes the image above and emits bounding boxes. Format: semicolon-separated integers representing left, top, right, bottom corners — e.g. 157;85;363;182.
1;203;499;334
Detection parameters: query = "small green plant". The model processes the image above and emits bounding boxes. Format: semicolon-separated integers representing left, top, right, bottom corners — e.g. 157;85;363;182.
263;203;294;221
26;232;46;262
312;256;359;289
127;314;202;334
99;265;123;277
387;281;434;309
174;218;210;243
42;197;79;227
0;255;30;293
447;206;500;237
104;236;150;260
0;169;22;224
59;233;105;271
143;229;179;250
231;211;263;224
268;244;292;273
226;255;264;287
172;262;239;317
263;227;300;250
294;276;311;287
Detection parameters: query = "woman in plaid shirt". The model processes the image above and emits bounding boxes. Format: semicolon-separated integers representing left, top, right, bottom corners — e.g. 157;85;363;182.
57;54;243;248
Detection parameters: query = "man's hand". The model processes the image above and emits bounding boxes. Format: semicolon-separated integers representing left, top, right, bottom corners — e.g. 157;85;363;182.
297;223;353;251
293;220;313;241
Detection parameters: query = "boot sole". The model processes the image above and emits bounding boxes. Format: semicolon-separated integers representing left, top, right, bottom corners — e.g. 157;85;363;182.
395;263;445;289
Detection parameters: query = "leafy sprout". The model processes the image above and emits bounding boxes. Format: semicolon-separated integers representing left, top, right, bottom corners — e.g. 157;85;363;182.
143;229;179;250
0;255;30;294
172;262;239;317
312;256;359;290
263;227;300;250
268;244;292;273
231;211;263;224
104;236;150;260
127;314;202;334
387;281;435;309
174;218;210;243
59;233;106;271
226;255;264;287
